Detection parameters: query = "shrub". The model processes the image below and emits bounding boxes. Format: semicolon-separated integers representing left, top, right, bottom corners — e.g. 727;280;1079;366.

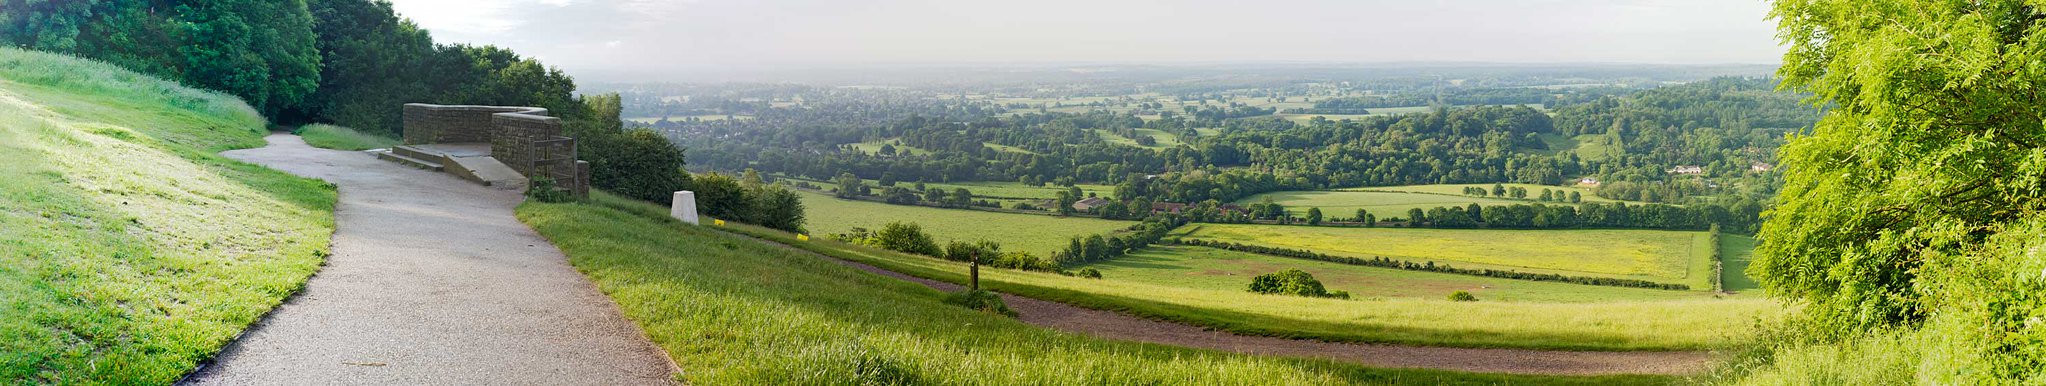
1448;291;1478;302
1077;268;1103;279
943;289;1016;317
1247;269;1343;298
875;222;940;256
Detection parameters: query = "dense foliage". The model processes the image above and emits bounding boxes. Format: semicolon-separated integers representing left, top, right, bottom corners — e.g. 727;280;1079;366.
1247;269;1348;299
1739;0;2046;382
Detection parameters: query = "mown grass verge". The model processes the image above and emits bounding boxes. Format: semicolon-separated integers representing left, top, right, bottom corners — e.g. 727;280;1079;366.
520;193;1677;384
295;123;397;151
0;48;335;384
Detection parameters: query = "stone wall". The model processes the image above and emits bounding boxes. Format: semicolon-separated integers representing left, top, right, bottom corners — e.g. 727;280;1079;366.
401;103;588;198
401;104;549;144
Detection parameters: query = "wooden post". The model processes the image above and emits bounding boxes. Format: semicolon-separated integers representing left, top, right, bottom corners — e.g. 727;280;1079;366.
970;250;980;291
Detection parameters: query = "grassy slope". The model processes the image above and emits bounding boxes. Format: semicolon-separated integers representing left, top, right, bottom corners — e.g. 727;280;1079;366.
520;196;1669;385
713;220;1775;351
1238;190;1542;218
0;49;334;384
797;190;1131;256
1351;183;1631;204
1084;245;1719;302
1719;234;1760;293
295;123;397;151
1182;224;1719;290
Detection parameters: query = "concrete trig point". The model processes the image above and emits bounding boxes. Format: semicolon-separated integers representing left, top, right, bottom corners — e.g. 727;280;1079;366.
671;191;700;225
373;104;591;198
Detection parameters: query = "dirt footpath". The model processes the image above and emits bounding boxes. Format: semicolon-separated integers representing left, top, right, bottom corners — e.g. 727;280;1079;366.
183;134;677;385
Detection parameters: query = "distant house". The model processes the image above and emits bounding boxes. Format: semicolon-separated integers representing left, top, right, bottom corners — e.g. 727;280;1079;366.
1151;202;1189;214
1072;197;1111;211
1667;165;1704;175
1218;203;1247;214
1750;162;1775;172
1577;177;1602;186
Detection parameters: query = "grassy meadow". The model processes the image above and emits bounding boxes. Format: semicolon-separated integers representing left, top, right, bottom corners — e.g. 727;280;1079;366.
519;195;1668;385
1351;183;1628;203
717;220;1776;351
1719;234;1760;293
0;48;335;383
794;189;1131;256
1083;245;1719;303
1096;128;1186;149
1179;224;1720;290
295;123;397;151
846;139;932;156
1236;190;1540;219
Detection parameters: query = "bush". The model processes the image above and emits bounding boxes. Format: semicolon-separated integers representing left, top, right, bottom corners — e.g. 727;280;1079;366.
875;222;940;256
1076;268;1102;279
1448;291;1478;302
1247;269;1344;299
943;289;1016;317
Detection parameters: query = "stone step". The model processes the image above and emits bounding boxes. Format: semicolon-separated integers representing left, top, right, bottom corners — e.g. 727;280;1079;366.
374;150;444;172
391;145;441;161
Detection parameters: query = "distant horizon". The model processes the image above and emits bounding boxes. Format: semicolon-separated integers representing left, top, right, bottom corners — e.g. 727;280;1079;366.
386;0;1785;83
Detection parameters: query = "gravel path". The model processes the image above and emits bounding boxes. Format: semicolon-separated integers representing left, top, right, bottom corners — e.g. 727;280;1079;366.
183;134;677;385
737;233;1712;376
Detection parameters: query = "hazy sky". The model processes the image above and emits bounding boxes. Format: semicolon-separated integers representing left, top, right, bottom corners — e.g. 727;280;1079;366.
386;0;1784;81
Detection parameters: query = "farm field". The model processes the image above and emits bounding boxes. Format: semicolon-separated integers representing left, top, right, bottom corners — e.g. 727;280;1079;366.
1178;224;1720;290
1567;134;1624;162
1719;234;1760;293
1083;245;1716;303
1096;128;1185;149
982;142;1037;154
720;220;1779;351
846;139;931;156
795;190;1131;256
782;175;1115;201
1236;190;1544;219
520;195;1665;384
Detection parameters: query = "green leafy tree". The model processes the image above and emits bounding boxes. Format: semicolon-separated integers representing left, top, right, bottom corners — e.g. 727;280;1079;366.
833;173;864;198
1752;0;2046;380
1305;207;1323;225
876;222;940;256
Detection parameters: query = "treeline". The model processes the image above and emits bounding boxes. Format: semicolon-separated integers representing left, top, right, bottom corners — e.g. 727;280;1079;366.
1398;201;1764;233
1177;239;1689;290
1050;217;1186;267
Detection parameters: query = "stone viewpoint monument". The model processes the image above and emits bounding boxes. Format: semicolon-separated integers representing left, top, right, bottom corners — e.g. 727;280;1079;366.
372;104;591;198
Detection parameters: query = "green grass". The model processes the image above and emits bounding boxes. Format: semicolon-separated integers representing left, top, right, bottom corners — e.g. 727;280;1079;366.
295;123;397;151
1180;224;1720;290
0;48;335;384
1084;245;1722;303
1719;234;1760;293
1095;128;1185;149
521;196;1673;385
717;220;1776;351
796;190;1131;256
782;175;1115;201
1569;134;1624;162
981;142;1037;155
846;139;931;156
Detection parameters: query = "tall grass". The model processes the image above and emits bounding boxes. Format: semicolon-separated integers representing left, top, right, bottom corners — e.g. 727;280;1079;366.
0;48;335;384
520;196;1675;385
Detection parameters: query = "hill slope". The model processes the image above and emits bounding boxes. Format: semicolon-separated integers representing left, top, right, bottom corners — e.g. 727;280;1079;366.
0;48;335;384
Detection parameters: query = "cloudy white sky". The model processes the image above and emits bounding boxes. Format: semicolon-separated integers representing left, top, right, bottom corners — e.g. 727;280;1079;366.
386;0;1784;81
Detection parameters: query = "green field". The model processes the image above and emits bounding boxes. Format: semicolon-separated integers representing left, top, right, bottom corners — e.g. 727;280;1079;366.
784;175;1115;202
1179;224;1719;290
795;190;1131;256
518;194;1666;384
847;139;932;156
982;142;1037;154
1084;245;1717;303
0;48;336;383
721;220;1778;351
1568;134;1624;162
1236;190;1542;219
296;123;397;151
1096;128;1185;149
1719;234;1760;293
